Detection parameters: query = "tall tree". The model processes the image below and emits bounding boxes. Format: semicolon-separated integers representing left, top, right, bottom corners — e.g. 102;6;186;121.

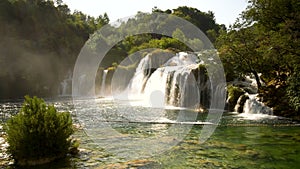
217;0;300;117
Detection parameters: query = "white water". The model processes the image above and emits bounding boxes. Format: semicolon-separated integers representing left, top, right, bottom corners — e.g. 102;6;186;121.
230;73;274;120
237;94;274;120
60;71;72;96
100;69;108;96
127;54;151;96
116;52;201;109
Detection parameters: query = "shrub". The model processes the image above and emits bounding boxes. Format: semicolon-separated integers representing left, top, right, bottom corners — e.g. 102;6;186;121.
5;96;74;165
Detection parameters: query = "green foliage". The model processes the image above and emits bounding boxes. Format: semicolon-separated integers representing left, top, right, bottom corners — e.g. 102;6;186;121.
171;6;221;40
287;69;300;112
0;0;109;99
130;37;190;54
87;6;222;68
216;25;264;88
172;28;187;42
5;96;74;163
216;0;300;117
0;2;222;98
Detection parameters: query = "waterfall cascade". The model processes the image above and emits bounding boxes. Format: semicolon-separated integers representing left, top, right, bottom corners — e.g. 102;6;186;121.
231;74;273;118
243;94;273;115
60;71;72;96
114;52;211;109
100;69;108;96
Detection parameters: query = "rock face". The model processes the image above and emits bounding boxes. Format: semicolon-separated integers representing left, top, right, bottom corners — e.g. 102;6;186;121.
234;94;249;113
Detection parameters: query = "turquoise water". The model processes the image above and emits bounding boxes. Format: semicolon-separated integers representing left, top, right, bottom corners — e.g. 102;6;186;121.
0;98;299;168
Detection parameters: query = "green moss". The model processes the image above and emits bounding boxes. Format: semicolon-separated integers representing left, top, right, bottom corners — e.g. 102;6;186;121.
227;85;245;111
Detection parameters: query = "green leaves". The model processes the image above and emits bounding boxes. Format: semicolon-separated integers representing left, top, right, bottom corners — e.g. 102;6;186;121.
0;0;110;99
216;0;300;117
5;96;74;162
287;69;300;112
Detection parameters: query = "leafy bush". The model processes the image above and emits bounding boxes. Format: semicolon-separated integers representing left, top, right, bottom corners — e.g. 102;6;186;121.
5;96;74;165
287;70;300;113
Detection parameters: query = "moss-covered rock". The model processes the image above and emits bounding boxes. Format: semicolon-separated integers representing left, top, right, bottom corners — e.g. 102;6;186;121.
226;85;245;111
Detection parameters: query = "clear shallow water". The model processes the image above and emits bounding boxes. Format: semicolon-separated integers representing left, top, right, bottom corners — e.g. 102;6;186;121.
0;98;300;169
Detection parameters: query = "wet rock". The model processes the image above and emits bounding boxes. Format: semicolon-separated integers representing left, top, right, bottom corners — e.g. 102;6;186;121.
226;85;246;111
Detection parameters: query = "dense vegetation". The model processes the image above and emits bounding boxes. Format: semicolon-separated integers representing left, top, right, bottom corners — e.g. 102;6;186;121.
5;96;74;165
89;6;223;68
0;0;299;118
216;0;300;118
0;0;108;98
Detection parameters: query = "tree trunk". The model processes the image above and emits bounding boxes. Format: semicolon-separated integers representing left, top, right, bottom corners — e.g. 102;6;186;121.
252;71;261;89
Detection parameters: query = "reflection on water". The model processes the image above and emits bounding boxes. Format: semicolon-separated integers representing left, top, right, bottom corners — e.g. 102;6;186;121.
0;98;299;168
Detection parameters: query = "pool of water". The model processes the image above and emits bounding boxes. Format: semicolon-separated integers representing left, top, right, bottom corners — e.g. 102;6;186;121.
0;98;300;168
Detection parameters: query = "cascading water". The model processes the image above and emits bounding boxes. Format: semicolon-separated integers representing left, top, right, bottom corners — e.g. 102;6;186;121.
127;54;152;96
236;94;274;120
60;71;72;96
119;52;207;109
232;74;274;120
100;69;108;96
243;94;273;115
61;81;68;95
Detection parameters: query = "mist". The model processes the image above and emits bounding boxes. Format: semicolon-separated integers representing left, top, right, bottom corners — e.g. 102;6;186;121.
0;37;72;99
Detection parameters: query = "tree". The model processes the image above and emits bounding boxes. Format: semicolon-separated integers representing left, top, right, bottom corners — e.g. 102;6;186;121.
0;0;109;99
216;24;265;88
216;0;300;117
287;67;300;113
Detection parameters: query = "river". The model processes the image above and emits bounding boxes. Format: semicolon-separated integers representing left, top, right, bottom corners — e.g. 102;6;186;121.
0;97;299;169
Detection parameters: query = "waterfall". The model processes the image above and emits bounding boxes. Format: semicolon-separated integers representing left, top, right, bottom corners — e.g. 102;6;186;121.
235;93;274;120
143;67;168;107
60;71;72;96
119;52;206;109
243;94;273;115
229;72;273;118
61;80;68;96
127;54;152;96
100;69;108;96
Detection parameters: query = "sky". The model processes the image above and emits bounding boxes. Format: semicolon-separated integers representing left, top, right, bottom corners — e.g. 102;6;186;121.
63;0;249;27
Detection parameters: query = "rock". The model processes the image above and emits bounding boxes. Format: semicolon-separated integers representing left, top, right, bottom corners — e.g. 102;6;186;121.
226;85;245;111
234;94;250;113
